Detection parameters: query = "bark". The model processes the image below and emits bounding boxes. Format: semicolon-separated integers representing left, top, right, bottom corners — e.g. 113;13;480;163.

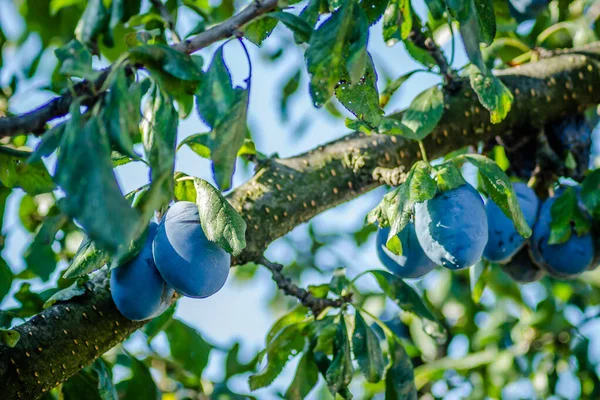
1;43;600;398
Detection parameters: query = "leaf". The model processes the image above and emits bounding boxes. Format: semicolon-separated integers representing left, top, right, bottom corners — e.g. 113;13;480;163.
360;0;389;25
463;154;531;238
28;123;65;163
144;304;175;342
457;1;486;70
280;69;302;120
0;329;20;348
385;339;417;399
270;11;314;43
55;107;140;254
243;16;279;46
469;65;513;124
370;270;445;340
129;44;203;82
62;236;110;279
433;162;467;192
382;0;412;46
194;178;247;255
380;70;417;108
400;86;444;140
305;0;355;107
54;40;99;80
249;323;307;390
335;55;383;126
329;268;350;295
62;369;103;400
581;169;600;219
174;175;197;202
377;117;413;137
225;342;258;379
446;0;470;22
469;261;489;303
91;358;118;400
473;0;496;45
424;0;446;20
24;214;68;281
75;0;110;49
352;312;385;383
285;350;319;400
549;187;591;244
165;319;213;378
43;279;87;309
325;319;353;395
0;256;13;304
124;355;159;400
0;147;55;194
345;6;370;84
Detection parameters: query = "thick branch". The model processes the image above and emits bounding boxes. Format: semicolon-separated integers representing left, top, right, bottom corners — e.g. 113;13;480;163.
0;0;278;138
1;44;600;399
258;256;351;316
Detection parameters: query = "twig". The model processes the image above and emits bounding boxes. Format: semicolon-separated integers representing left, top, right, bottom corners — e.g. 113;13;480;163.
408;27;457;91
257;256;352;316
0;0;279;138
150;0;181;43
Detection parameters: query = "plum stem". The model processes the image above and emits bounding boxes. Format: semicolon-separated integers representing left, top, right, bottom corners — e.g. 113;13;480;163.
257;256;352;316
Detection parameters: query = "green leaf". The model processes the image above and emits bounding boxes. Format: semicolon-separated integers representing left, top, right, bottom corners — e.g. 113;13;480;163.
0;257;13;304
0;147;55;194
55;107;140;254
345;5;369;85
267;306;309;343
468;65;513;124
43;279;88;309
225;342;258;379
352;312;385;383
361;0;389;25
380;70;417;109
249;323;307;390
370;270;445;340
335;55;383;127
377;117;413;137
457;1;487;70
473;0;496;45
400;86;444;140
0;329;20;348
382;0;412;46
581;169;600;219
243;16;279;46
329;268;350;295
433;162;467;192
285;350;319;400
124;355;159;400
463;154;531;238
62;369;103;400
62;236;110;279
165;319;213;378
270;11;313;43
424;0;446;20
446;0;470;22
385;339;417;399
24;214;68;281
386;234;403;256
194;178;247;255
28;123;65;163
493;145;510;171
55;40;99;80
280;69;302;120
173;174;197;202
144;304;175;342
549;187;591;244
305;0;356;107
129;44;203;82
91;358;118;400
75;0;110;49
469;261;489;303
325;319;353;395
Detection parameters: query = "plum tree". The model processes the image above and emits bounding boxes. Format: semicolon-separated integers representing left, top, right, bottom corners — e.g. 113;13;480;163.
529;194;596;278
498;245;546;283
376;224;436;279
110;222;174;321
152;201;230;298
484;182;539;263
508;0;550;22
414;184;488;270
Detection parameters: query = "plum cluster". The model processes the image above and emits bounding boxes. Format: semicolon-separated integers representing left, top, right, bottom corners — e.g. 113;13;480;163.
110;201;230;321
377;183;598;282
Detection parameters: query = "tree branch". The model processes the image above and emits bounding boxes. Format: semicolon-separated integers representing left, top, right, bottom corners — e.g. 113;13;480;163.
257;256;351;316
1;43;600;399
408;27;456;89
0;0;279;138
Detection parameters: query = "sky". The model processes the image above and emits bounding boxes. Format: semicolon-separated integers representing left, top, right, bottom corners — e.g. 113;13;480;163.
1;0;599;398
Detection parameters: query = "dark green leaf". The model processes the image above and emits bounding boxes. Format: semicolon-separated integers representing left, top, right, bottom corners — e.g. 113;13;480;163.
225;342;258;379
581;169;600;219
382;0;412;46
457;1;485;70
335;55;383;126
243;16;279;46
194;178;247;255
329;268;350;295
249;323;307;390
463;154;531;238
325;319;353;395
0;147;55;194
124;355;159;400
165;319;213;378
473;0;496;45
549;187;591;244
468;65;513;124
424;0;446;20
28;123;66;163
469;262;489;303
91;358;118;400
370;270;445;340
196;47;236;128
361;0;389;25
269;12;313;43
280;69;302;121
0;257;12;303
24;214;68;281
55;107;140;254
352;312;385;382
345;6;370;84
0;329;20;348
285;350;319;400
62;236;110;279
404;40;437;68
14;283;45;316
55;40;99;80
129;44;203;82
380;70;417;109
75;0;110;49
43;279;87;309
305;0;355;107
385;339;417;399
446;0;470;22
377;117;413;137
400;86;444;140
62;369;103;400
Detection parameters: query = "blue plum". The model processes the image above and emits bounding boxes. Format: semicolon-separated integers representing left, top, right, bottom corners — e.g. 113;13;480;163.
499;245;545;283
484;182;539;263
376;224;436;279
414;184;488;270
548;116;592;179
153;201;230;298
508;0;550;22
110;222;175;321
529;195;595;278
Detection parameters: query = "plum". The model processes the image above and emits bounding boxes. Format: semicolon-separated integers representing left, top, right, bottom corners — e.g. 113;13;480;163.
110;222;174;321
414;184;488;270
153;201;230;298
547;116;592;179
484;182;539;263
499;245;545;283
529;195;595;278
508;0;550;22
376;224;436;279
